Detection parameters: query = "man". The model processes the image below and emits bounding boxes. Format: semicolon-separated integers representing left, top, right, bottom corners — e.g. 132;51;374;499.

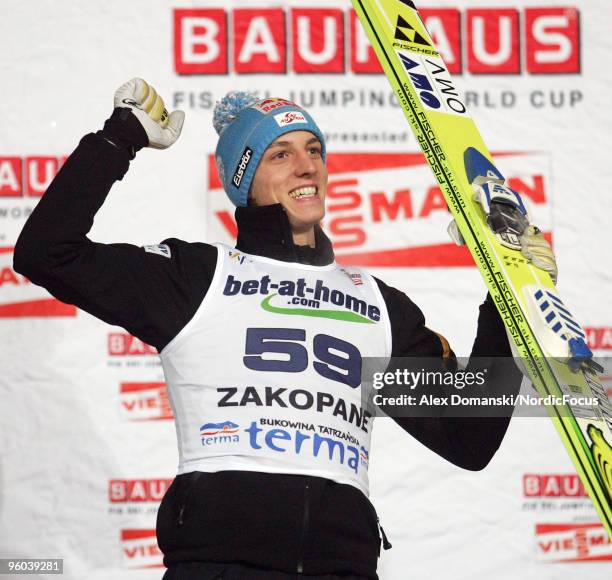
14;79;555;579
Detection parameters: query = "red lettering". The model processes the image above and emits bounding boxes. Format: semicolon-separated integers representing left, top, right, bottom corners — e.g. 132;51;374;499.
25;157;58;197
370;189;413;222
525;8;580;74
173;7;581;76
419;187;448;217
0;267;21;287
326;179;361;211
539;541;555;553
421;9;462;74
542;475;561;497
507;175;546;204
234;9;286;74
292;9;344;73
0;157;22;197
523;474;541;497
110;479;172;503
109;480;128;502
174;9;227;74
467;9;520;74
329;216;365;249
108;333;126;355
124;545;161;558
583;327;612;350
129;481;148;501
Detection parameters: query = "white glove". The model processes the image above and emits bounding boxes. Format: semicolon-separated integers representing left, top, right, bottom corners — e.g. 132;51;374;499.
114;78;184;149
447;187;557;284
520;225;558;284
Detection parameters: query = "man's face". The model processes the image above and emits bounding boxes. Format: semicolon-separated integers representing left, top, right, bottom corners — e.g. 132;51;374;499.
249;131;327;235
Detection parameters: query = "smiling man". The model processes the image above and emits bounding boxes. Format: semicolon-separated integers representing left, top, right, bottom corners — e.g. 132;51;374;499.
13;80;554;579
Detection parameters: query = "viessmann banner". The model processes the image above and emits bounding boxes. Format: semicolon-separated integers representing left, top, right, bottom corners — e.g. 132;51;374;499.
1;1;611;579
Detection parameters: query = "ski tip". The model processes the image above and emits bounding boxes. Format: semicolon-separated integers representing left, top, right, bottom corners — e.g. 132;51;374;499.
464;147;505;186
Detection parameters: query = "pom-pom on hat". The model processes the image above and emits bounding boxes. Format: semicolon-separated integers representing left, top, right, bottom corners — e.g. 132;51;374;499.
213;92;326;207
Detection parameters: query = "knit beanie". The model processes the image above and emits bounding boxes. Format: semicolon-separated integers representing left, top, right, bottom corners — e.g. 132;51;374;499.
213;92;326;207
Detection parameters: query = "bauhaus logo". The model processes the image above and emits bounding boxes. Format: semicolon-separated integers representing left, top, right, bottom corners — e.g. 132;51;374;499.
0;247;76;317
173;6;580;75
109;478;172;503
523;474;587;497
108;333;157;356
207;151;551;268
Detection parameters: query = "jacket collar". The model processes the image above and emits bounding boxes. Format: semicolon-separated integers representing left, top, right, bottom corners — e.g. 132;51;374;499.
235;204;334;266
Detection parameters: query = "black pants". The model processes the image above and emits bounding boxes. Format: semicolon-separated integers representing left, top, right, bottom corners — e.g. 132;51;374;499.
162;562;372;580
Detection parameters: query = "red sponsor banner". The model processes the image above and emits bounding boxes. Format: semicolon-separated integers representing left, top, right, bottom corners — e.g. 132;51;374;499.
120;382;173;421
584;327;612;351
292;9;344;73
535;523;612;562
173;6;580;75
466;9;520;74
525;7;580;74
233;8;286;74
523;474;587;497
121;529;164;569
108;333;157;356
0;157;22;197
109;479;173;503
208;151;551;268
0;248;76;317
174;9;228;75
0;156;64;197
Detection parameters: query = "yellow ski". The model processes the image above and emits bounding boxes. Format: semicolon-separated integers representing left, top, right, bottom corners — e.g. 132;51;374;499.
351;0;612;535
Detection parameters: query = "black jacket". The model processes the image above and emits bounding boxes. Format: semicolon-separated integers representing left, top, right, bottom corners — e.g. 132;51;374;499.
13;110;521;578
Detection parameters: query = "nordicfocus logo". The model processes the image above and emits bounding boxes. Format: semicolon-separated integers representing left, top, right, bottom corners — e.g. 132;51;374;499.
173;7;580;75
208;151;551;267
245;419;367;475
232;147;252;188
274;111;307;127
200;420;240;445
222;274;380;323
535;523;612;562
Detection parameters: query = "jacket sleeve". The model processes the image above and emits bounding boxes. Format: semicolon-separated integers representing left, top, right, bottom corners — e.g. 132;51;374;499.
13;110;218;352
374;277;522;471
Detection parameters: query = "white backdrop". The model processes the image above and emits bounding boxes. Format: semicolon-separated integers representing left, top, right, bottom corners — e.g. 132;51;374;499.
1;1;611;578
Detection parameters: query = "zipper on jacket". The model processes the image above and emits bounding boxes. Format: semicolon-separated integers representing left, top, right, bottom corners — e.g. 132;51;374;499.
377;517;392;552
296;481;310;573
176;471;203;527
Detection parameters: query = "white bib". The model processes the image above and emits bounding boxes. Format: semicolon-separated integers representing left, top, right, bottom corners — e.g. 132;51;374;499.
160;244;391;495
